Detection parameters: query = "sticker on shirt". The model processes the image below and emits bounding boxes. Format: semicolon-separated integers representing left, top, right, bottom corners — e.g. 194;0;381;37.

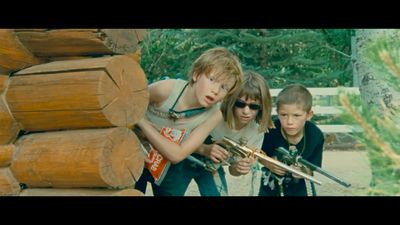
146;127;186;185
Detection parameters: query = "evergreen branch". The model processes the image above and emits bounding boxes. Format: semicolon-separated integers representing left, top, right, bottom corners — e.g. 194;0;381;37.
147;45;167;75
379;50;400;79
324;44;352;58
339;94;400;167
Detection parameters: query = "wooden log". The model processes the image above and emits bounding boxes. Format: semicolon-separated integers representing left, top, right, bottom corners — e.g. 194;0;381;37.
0;75;8;93
135;29;148;42
5;55;149;131
0;96;20;144
10;127;144;188
14;29;146;58
20;188;143;196
0;29;42;75
126;48;142;64
0;145;15;167
0;167;20;196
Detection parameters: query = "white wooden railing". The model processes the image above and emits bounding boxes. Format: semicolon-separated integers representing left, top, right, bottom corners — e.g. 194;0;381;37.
270;87;361;133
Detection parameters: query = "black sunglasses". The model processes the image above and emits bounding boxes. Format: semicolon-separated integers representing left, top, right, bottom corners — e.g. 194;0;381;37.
234;100;261;111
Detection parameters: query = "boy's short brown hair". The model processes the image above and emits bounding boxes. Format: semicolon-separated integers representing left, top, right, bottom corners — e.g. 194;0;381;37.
188;47;243;96
276;84;313;112
221;70;274;133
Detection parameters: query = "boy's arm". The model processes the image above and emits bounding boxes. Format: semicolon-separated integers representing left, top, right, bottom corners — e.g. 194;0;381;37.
147;79;175;105
292;133;324;178
137;110;223;164
307;135;324;167
258;132;287;176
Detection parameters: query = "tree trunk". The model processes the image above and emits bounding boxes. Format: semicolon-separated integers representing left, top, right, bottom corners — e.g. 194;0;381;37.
0;145;15;167
0;29;42;75
19;188;143;196
5;55;149;131
0;167;20;196
10;127;144;188
354;29;400;110
13;29;146;58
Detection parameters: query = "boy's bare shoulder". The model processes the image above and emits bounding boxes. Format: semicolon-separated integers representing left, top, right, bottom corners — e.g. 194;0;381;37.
148;79;176;104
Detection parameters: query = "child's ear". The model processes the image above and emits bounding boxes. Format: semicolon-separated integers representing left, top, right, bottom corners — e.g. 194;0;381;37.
306;110;314;121
192;72;200;82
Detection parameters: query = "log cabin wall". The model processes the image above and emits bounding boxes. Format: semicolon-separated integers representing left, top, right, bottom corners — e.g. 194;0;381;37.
5;55;149;131
0;29;149;196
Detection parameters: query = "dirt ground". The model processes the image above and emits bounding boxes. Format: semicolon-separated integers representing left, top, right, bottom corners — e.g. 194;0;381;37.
145;150;372;196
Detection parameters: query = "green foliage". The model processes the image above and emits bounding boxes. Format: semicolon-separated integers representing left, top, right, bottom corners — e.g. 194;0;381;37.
339;33;400;196
361;30;400;91
140;29;354;87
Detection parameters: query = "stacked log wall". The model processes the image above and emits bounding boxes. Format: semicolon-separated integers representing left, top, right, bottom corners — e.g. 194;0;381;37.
5;55;149;131
11;127;144;188
0;29;149;196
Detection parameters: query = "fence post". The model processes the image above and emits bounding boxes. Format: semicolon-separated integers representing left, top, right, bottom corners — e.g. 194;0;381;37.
351;35;359;87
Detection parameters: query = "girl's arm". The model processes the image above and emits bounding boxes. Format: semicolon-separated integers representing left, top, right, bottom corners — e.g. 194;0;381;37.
137;110;223;164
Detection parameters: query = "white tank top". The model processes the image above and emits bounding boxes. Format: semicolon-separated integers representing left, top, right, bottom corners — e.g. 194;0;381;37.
210;120;264;149
145;79;220;141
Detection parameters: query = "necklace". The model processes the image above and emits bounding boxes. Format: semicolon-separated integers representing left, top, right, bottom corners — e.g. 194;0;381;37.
280;127;306;157
168;82;206;120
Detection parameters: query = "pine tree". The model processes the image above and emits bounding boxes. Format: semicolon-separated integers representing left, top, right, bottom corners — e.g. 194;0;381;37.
139;29;353;87
339;31;400;196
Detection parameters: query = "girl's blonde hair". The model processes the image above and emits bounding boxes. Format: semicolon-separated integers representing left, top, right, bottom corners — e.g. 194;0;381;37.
188;47;243;97
221;70;274;133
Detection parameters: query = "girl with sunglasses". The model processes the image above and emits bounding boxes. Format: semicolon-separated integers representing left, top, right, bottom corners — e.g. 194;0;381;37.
181;70;274;196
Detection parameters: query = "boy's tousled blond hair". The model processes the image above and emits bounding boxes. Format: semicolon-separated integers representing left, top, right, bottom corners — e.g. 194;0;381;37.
276;84;313;112
221;70;274;133
188;47;243;97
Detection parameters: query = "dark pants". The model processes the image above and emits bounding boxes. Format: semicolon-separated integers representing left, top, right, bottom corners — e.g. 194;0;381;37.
135;161;188;196
135;157;228;196
183;155;228;196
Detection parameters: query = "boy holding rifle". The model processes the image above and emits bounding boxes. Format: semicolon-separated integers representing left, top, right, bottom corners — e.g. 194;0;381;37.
258;84;324;196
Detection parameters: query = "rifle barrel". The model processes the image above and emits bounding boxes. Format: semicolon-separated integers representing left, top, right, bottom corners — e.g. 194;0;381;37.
298;158;351;187
253;151;322;185
276;147;351;188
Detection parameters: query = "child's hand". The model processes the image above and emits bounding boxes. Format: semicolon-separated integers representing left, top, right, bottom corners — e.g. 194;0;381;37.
260;156;286;176
290;164;303;179
290;164;312;179
230;157;252;175
207;144;230;163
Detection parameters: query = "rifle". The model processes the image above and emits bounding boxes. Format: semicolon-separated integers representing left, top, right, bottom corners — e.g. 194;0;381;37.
218;136;322;186
275;147;351;188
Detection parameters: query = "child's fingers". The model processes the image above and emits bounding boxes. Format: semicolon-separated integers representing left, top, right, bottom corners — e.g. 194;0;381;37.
271;165;286;176
233;163;250;175
210;156;221;163
211;144;229;158
210;152;229;163
290;164;303;179
215;145;230;158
